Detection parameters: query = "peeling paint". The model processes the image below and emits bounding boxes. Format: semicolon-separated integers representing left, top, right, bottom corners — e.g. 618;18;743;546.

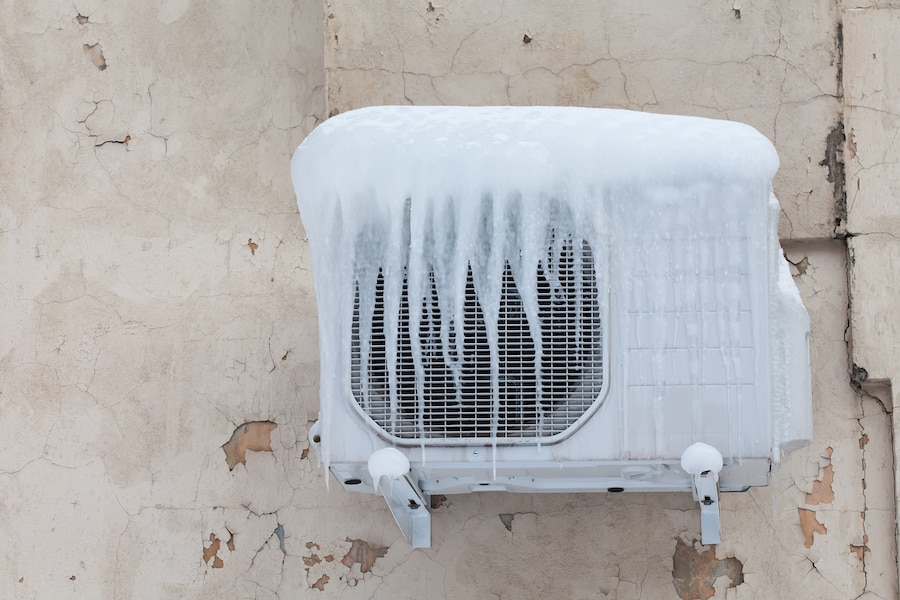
787;255;809;277
304;541;333;563
798;508;828;548
221;421;277;470
311;574;329;591
499;513;514;532
430;494;447;509
806;447;835;505
850;534;870;561
274;524;286;554
672;538;744;600
341;538;388;574
82;43;107;71
203;533;224;569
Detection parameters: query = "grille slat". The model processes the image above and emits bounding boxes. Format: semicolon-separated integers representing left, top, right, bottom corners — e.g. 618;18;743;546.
351;235;604;444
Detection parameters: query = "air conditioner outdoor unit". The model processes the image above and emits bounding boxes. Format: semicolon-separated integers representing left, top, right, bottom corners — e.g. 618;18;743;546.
291;106;811;548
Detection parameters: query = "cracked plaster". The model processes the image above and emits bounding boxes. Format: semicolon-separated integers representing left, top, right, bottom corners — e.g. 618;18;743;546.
1;1;898;599
325;0;843;241
842;3;900;591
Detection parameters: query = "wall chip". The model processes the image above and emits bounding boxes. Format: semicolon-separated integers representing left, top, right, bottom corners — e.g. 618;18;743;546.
672;538;743;600
222;421;277;470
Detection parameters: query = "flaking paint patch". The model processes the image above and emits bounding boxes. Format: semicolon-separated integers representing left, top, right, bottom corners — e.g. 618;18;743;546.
798;508;828;548
311;574;329;591
806;447;835;505
221;421;277;470
274;524;286;554
203;533;224;568
787;255;809;277
303;541;335;589
341;538;388;573
82;43;107;70
672;538;744;600
850;534;869;561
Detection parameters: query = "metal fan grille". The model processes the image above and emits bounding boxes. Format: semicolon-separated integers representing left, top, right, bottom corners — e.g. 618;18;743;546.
350;237;604;444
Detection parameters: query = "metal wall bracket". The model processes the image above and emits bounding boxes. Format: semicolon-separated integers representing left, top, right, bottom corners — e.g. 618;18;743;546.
375;474;431;548
681;442;724;545
690;470;721;545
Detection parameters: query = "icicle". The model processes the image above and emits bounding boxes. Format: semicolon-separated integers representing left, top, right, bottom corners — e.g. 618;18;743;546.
406;193;429;442
465;193;507;478
514;196;548;442
382;198;409;437
355;263;379;413
431;197;464;411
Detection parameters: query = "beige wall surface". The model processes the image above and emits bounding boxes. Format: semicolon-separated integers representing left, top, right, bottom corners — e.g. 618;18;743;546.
2;0;898;598
843;6;900;598
325;0;844;242
0;0;325;597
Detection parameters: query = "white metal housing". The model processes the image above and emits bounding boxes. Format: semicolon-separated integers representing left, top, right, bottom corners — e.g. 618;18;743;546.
292;106;812;546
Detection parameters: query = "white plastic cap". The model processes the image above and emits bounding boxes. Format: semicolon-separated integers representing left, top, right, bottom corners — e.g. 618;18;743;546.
680;442;724;475
368;447;411;486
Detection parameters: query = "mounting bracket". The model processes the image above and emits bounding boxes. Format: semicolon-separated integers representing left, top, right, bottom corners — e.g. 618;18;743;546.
681;442;724;545
368;447;431;548
690;469;721;545
375;474;431;548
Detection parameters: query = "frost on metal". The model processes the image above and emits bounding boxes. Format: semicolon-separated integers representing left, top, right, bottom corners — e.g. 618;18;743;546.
291;106;811;501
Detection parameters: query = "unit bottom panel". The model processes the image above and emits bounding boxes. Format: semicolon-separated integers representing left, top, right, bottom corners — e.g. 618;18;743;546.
328;458;771;496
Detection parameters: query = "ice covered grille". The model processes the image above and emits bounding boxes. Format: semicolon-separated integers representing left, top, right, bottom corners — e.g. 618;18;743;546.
350;236;605;444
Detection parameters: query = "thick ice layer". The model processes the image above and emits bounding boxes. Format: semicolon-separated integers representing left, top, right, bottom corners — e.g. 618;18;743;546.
291;106;807;472
293;106;779;206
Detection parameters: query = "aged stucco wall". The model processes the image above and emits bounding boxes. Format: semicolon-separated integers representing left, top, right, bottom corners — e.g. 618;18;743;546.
0;0;325;597
843;1;900;588
1;0;898;598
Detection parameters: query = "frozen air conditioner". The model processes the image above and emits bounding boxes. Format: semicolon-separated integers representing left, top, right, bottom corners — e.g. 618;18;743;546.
291;106;811;548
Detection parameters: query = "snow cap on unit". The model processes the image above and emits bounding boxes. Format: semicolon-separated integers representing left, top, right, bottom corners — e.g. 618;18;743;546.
292;106;780;234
